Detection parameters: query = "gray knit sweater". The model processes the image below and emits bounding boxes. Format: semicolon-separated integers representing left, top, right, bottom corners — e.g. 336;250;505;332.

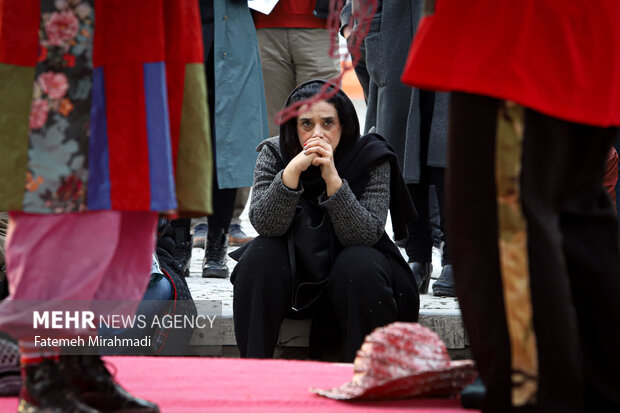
249;137;390;247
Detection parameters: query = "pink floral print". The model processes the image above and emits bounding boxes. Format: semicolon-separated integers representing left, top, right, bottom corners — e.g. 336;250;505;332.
38;72;69;100
44;10;79;46
29;99;49;130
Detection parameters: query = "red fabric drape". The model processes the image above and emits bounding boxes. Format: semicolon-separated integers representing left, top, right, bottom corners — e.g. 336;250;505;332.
402;0;620;127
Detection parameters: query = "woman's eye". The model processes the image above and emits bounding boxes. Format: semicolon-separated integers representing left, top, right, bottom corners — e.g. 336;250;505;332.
301;120;312;128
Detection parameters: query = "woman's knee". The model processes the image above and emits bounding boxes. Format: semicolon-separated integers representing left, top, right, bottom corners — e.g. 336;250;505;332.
232;237;290;286
329;247;390;288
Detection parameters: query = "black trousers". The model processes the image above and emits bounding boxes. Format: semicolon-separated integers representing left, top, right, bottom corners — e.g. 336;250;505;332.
231;237;416;362
406;168;448;264
406;90;450;265
448;92;620;413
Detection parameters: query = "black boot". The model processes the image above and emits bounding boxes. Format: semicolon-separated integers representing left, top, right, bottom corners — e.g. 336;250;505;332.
170;219;192;278
202;227;229;278
60;355;159;413
410;262;432;294
18;359;98;413
432;264;456;297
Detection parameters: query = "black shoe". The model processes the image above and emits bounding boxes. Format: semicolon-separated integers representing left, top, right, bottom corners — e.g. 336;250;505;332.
202;228;229;278
460;376;485;409
410;262;432;294
18;359;98;413
60;355;159;413
171;221;192;278
175;239;192;278
433;264;456;297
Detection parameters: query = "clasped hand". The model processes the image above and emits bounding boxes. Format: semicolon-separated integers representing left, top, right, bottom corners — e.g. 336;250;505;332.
283;137;343;196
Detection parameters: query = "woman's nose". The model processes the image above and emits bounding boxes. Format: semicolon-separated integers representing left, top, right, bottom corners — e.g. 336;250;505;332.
312;124;324;138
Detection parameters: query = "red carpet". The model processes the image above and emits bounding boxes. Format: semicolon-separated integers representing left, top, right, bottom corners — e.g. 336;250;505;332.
0;357;479;412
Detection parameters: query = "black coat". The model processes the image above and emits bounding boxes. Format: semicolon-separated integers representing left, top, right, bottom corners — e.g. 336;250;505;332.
341;0;450;184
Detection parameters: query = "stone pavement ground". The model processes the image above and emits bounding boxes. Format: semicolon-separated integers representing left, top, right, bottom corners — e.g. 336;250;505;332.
185;207;468;359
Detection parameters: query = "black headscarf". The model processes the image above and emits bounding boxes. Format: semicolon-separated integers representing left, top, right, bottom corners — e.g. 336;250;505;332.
278;80;416;240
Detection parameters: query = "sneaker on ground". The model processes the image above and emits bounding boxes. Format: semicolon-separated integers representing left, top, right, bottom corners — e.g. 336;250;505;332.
192;223;208;249
228;224;254;246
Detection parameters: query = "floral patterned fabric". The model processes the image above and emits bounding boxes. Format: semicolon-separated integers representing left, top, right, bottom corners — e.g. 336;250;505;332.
24;0;93;213
0;0;212;215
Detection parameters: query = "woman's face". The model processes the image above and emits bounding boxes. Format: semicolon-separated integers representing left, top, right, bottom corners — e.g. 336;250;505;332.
296;100;342;151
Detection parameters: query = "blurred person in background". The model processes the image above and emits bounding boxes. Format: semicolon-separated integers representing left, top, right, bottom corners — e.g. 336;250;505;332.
340;0;454;296
196;0;269;279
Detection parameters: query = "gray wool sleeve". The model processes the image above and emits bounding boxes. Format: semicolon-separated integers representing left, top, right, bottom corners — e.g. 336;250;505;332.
320;161;390;247
248;143;303;237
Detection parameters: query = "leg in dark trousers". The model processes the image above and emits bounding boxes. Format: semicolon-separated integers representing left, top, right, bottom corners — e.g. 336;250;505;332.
207;187;236;231
204;12;236;235
552;126;620;412
448;92;620;412
406;180;432;263
429;185;442;247
201;16;237;277
231;237;292;358
326;246;399;362
447;93;512;412
429;167;450;265
405;89;434;264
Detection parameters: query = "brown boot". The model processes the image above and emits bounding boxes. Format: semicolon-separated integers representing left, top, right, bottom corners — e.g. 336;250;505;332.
60;355;159;413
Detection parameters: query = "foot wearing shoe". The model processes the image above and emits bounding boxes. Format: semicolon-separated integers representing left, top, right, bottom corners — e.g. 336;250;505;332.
192;223;208;249
410;262;432;294
19;358;98;412
228;224;254;246
202;227;229;278
60;355;159;412
174;239;192;278
432;264;456;297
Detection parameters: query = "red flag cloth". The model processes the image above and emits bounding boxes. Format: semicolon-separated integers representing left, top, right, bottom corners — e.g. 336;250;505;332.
401;0;620;127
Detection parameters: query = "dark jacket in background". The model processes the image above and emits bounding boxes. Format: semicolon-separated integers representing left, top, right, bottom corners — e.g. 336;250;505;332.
341;0;449;184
